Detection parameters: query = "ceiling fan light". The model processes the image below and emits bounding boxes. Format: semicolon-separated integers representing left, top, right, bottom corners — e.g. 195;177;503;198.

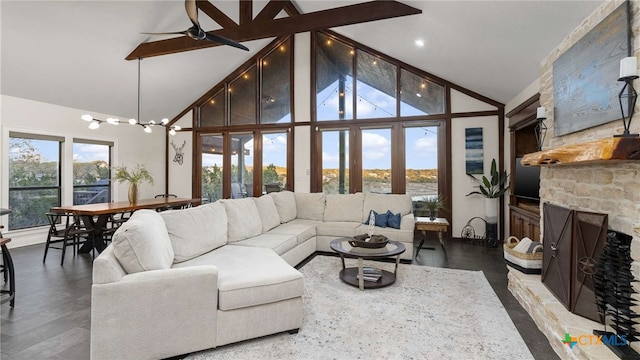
81;114;94;122
88;121;100;130
143;126;152;134
169;129;176;136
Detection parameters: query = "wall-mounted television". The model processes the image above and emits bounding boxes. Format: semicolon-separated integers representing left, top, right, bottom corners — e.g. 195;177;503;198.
514;157;540;201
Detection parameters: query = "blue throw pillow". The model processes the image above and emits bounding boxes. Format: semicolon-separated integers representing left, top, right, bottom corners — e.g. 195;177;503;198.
386;210;401;229
364;210;388;228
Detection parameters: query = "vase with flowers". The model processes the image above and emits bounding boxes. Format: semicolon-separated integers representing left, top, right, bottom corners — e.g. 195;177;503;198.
112;164;154;204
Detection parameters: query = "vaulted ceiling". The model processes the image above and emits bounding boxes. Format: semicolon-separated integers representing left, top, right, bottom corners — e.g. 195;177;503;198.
1;1;604;123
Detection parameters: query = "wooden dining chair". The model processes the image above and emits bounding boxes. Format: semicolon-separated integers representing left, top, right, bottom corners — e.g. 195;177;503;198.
43;213;92;265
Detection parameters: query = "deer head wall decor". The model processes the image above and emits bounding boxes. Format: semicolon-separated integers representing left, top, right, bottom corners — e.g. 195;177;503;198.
171;140;186;165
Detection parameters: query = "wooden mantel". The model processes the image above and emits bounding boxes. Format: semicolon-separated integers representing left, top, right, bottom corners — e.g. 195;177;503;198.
521;137;640;166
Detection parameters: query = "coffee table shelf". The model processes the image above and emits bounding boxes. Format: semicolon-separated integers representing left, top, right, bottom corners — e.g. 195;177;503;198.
330;238;406;291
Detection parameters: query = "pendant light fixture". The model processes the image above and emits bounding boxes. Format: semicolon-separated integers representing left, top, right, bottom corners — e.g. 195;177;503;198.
81;58;181;135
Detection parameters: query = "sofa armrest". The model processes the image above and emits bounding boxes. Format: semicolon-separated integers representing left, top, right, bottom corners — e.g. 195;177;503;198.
91;266;218;360
400;213;415;231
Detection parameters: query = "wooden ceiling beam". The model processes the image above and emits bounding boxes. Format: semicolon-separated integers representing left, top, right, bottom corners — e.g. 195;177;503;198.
283;1;300;16
239;0;253;25
126;1;420;60
196;0;238;29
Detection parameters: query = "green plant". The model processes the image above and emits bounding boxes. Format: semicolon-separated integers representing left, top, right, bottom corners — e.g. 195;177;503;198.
466;158;509;198
112;164;154;186
421;193;445;212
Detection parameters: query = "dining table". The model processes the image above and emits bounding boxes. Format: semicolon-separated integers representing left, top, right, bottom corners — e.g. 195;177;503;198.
50;197;201;253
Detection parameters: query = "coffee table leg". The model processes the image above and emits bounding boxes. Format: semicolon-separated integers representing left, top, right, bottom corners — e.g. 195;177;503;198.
394;254;400;275
415;230;426;259
358;257;364;291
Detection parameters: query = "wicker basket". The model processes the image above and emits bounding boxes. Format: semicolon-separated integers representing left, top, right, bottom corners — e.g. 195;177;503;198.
503;236;543;274
349;234;389;248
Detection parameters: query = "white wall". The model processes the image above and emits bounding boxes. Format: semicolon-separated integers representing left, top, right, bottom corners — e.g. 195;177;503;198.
1;95;165;248
451;115;500;237
168;112;193;197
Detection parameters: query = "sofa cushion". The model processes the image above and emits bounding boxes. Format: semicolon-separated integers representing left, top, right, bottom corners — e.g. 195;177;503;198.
324;193;364;222
173;245;303;311
294;193;326;221
221;198;262;243
316;221;361;237
386;210;402;229
364;209;388;228
269;191;297;223
362;193;413;223
233;233;299;256
266;219;318;244
160;203;228;263
253;196;281;232
111;210;174;274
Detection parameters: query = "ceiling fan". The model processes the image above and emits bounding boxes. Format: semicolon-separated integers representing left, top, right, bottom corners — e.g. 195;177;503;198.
143;0;249;51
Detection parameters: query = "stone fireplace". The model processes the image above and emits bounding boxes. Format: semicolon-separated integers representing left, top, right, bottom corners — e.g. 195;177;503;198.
507;1;640;359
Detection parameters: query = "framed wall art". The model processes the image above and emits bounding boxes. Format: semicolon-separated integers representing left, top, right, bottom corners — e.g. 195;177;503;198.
465;127;484;174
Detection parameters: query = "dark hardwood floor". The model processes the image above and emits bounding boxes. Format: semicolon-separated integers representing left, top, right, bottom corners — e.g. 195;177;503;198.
0;233;558;360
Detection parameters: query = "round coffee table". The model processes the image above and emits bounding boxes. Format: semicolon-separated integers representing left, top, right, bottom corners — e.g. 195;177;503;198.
330;238;406;291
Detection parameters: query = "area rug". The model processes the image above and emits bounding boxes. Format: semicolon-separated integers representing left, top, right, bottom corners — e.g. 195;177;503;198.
186;256;534;360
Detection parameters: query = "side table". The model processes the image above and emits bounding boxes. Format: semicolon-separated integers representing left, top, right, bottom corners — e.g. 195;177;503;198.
415;217;450;259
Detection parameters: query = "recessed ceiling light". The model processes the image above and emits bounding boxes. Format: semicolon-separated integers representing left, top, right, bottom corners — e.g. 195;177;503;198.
415;39;424;47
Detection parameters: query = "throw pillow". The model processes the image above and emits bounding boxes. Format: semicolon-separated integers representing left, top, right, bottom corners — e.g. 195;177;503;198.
386;210;401;229
364;210;388;228
112;210;174;274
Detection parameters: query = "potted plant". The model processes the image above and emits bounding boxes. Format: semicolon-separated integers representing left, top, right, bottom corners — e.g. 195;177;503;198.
420;194;445;220
112;164;154;204
466;158;509;247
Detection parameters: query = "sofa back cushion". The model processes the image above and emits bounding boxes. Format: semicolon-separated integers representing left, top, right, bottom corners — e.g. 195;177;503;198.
294;192;326;221
253;195;281;232
269;191;297;223
112;210;174;274
160;202;228;263
324;193;365;222
222;198;263;242
362;193;413;223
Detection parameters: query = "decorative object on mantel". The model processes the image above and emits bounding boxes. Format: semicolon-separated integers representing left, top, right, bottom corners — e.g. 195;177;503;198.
466;158;509;248
349;234;389;249
81;58;181;135
503;236;543;274
171;140;186;165
552;2;630;136
534;107;547;151
112;164;154;204
521;137;640;166
616;56;639;138
593;230;640;360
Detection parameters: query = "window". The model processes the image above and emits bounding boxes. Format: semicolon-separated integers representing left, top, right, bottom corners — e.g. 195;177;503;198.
316;33;354;121
400;69;445;116
73;140;112;205
405;126;438;198
321;129;350;194
200;89;225;127
356;51;397;119
201;134;224;203
361;128;391;193
230;133;253;198
261;39;292;124
229;66;257;126
8;133;62;230
262;132;288;192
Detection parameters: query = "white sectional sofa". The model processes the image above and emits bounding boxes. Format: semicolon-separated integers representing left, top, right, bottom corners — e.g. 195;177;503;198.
91;191;415;360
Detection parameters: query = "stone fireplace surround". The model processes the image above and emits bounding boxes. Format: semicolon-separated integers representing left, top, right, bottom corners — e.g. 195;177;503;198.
507;1;640;359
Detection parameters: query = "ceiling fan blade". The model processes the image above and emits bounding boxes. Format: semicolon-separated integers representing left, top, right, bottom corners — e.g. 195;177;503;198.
142;31;187;36
205;33;249;51
185;0;199;27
